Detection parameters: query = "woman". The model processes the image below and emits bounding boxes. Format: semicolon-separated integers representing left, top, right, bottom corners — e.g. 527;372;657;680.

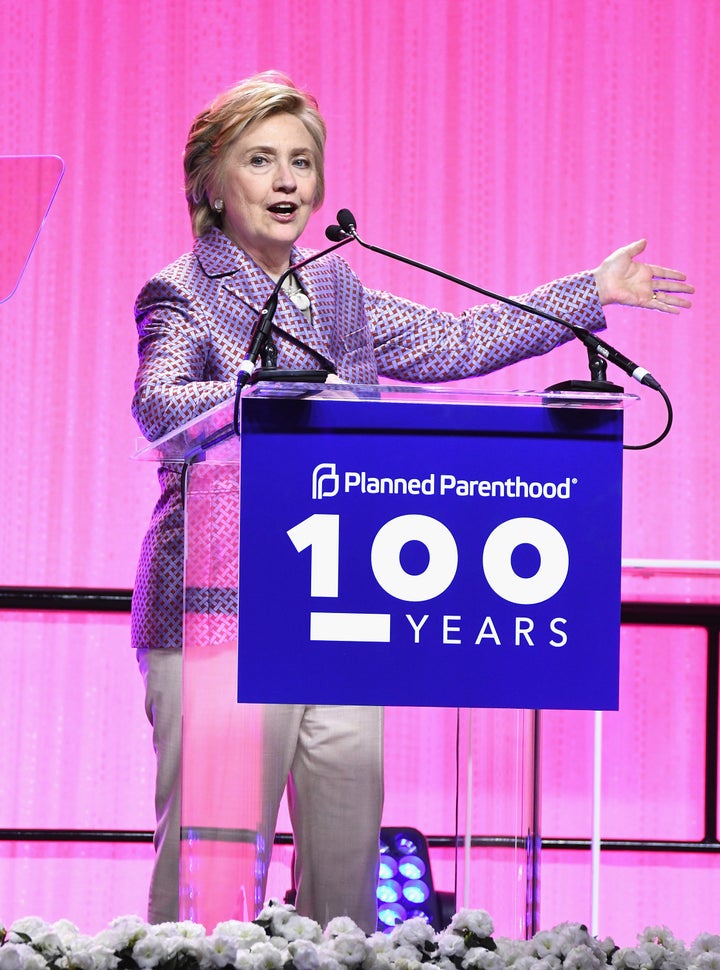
131;71;692;932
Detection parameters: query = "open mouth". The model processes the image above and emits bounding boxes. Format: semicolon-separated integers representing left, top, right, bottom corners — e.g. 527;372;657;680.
267;202;298;215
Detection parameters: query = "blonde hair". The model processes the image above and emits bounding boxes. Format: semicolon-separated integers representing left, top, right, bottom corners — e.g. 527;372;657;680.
184;71;327;238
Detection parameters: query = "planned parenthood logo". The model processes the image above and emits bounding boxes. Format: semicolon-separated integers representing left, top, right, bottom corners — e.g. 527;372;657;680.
312;463;340;499
312;461;577;502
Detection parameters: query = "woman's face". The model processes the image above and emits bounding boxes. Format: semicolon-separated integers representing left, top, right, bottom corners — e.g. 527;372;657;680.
213;112;319;275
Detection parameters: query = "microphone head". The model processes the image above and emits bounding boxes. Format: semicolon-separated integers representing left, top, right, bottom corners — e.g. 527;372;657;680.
325;224;345;242
337;208;357;233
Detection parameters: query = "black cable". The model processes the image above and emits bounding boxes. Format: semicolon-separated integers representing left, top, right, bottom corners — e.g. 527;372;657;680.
624;384;673;451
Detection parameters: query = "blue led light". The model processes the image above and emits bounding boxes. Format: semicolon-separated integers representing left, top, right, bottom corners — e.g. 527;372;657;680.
402;879;430;904
394;834;418;855
377;828;438;932
398;854;426;879
408;909;431;922
376;879;402;903
378;902;407;928
378;856;398;880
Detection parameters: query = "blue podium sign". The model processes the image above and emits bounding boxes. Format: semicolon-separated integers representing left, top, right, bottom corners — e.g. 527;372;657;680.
237;388;624;710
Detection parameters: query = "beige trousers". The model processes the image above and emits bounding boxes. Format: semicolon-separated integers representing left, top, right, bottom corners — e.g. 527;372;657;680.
137;647;383;932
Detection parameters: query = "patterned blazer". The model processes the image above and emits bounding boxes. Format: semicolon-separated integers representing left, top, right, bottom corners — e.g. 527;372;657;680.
131;227;606;650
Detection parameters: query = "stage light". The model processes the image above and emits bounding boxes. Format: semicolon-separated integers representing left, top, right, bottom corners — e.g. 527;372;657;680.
377;901;407;927
286;826;449;931
402;879;430;904
378;854;398;880
377;827;441;932
398;855;425;879
377;879;402;903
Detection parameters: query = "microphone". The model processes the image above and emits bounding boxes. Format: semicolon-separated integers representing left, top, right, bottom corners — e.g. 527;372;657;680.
325;210;662;392
237;230;355;388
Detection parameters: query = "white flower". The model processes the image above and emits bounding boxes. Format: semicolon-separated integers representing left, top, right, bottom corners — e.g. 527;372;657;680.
94;931;142;955
437;933;467;960
0;944;47;970
385;943;423;970
165;935;207;964
613;946;660;970
87;942;121;970
449;911;495;941
212;921;252;938
289;940;322;970
316;953;344;970
204;932;239;968
108;915;147;934
0;945;25;970
367;935;394;957
550;925;591;959
461;946;504;970
597;939;619;962
278;916;322;944
8;919;52;943
28;935;64;962
536;958;563;970
323;934;369;966
5;926;62;966
214;923;268;951
256;901;296;936
162;921;206;941
692;939;720;959
132;934;171;969
644;942;684;970
51;923;81;947
266;937;289;951
531;932;564;961
508;956;542;970
388;919;435;952
324;918;364;940
639;930;679;951
691;955;720;970
494;938;531;965
365;933;393;970
563;944;604;970
98;917;148;952
249;940;287;970
234;953;257;970
58;941;97;970
4;908;719;970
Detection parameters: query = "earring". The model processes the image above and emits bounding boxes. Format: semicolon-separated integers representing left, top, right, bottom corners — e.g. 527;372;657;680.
213;199;224;213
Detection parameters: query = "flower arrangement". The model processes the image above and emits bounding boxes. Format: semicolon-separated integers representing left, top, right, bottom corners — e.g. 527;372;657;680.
1;902;719;970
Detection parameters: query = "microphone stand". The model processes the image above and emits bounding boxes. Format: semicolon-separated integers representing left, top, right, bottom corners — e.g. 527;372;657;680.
230;232;356;436
237;233;355;392
329;212;661;394
327;211;671;449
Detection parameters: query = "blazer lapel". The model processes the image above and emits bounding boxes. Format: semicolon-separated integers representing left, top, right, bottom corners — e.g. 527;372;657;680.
195;230;334;364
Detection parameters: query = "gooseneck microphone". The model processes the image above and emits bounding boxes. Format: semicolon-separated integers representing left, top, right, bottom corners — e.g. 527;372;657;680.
237;231;355;389
326;209;662;393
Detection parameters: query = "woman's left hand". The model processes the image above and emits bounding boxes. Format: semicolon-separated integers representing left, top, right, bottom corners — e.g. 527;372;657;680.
593;239;694;314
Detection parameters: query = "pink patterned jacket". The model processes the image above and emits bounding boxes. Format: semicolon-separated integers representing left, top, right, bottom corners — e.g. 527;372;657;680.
131;227;606;650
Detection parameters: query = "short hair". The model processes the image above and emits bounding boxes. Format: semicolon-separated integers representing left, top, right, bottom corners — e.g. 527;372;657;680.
184;71;327;239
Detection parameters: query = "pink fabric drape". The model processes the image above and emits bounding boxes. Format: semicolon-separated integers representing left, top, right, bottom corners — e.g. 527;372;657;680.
0;0;717;943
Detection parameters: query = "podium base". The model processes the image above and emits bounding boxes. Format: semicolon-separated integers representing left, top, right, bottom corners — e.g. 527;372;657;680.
546;378;624;393
250;368;330;384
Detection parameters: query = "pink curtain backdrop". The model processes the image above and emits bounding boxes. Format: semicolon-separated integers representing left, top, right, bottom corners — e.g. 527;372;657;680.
1;0;718;945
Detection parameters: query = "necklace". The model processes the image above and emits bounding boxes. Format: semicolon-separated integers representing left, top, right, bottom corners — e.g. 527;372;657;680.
281;274;311;312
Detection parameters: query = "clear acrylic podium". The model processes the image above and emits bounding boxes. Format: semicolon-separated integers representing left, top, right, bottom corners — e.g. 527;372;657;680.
0;155;64;304
135;381;630;936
